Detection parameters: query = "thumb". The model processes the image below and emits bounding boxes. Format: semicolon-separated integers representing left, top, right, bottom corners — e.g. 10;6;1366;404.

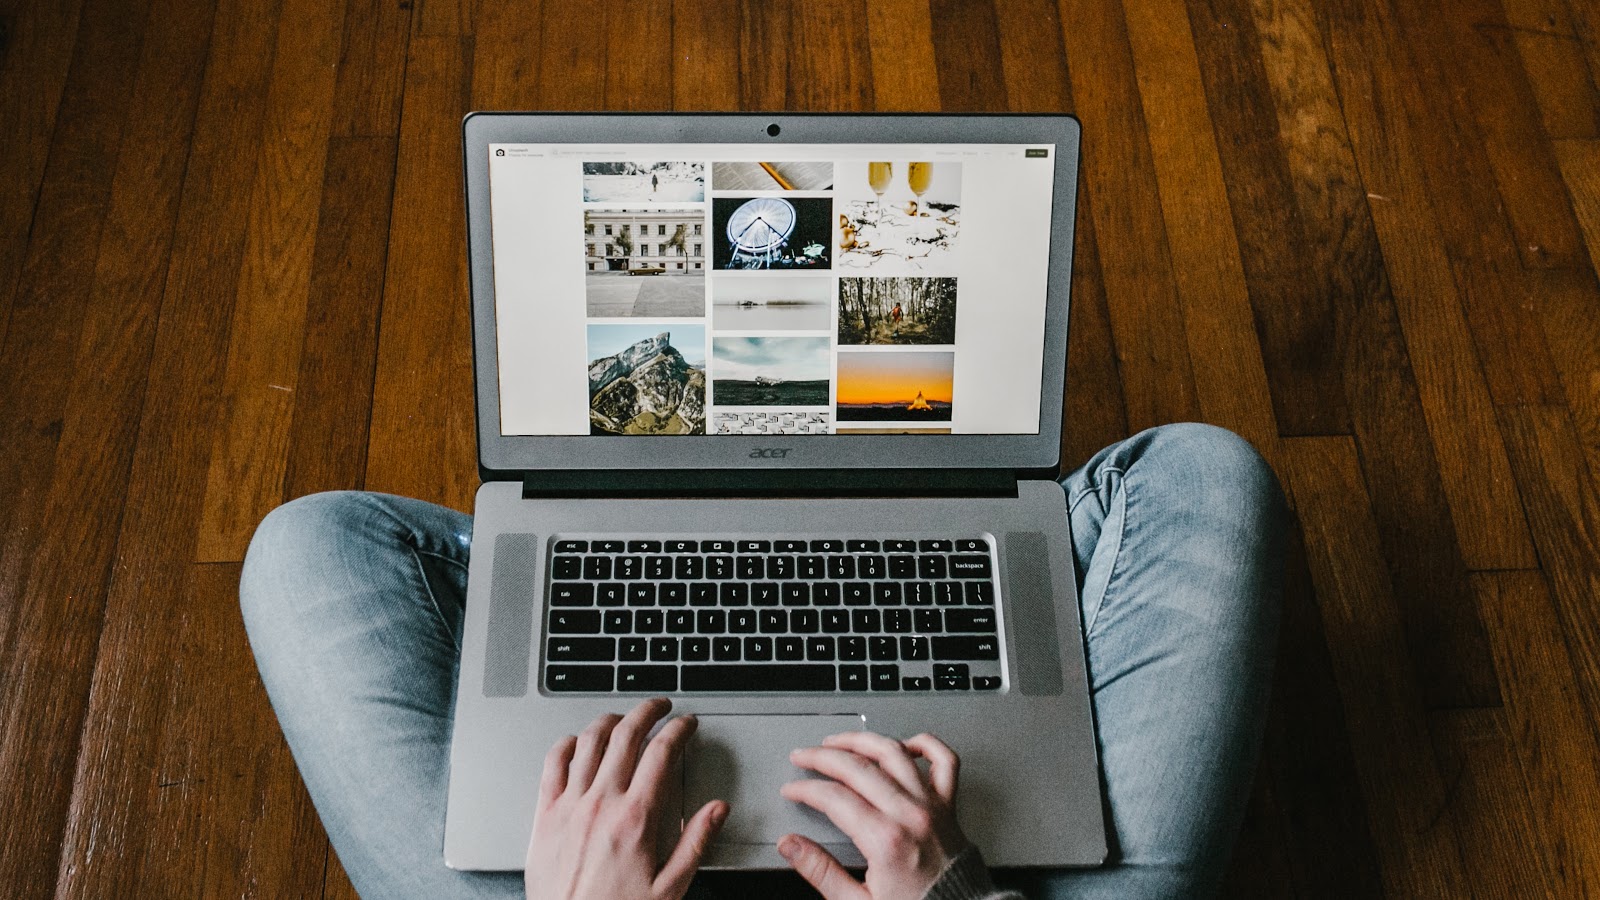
777;834;868;900
654;800;726;899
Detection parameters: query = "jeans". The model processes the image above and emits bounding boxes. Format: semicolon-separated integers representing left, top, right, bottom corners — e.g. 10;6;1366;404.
241;423;1287;899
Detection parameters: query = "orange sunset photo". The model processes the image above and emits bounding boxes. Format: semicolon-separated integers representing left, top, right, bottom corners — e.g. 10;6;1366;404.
835;350;953;422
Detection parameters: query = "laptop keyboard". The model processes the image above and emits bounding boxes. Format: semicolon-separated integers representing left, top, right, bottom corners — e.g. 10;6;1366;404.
542;536;1004;694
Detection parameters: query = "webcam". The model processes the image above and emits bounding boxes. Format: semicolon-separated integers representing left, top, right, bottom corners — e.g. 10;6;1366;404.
766;123;781;137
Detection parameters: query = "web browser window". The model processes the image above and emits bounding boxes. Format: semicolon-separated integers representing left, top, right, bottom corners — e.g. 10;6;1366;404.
487;143;1056;438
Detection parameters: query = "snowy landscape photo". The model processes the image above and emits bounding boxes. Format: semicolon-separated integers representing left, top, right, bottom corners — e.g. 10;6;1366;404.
583;162;706;203
712;276;833;331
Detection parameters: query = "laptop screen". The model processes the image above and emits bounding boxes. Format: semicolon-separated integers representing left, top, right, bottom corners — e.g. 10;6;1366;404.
486;143;1057;439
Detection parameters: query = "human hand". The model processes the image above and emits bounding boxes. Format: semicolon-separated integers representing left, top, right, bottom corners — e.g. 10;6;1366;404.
778;732;970;900
525;698;727;900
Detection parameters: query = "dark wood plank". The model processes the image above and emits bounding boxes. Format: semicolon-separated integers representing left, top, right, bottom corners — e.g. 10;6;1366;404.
1528;267;1600;483
1498;407;1600;778
0;0;149;651
864;0;937;112
363;35;477;511
1221;520;1384;896
281;137;399;500
1365;1;1567;407
413;0;469;37
32;0;285;893
1556;139;1600;272
1470;570;1600;890
1565;0;1600;110
672;0;739;110
532;0;606;110
1500;0;1600;140
1225;0;1536;572
329;0;412;138
470;0;540;109
783;1;873;112
194;0;344;562
1280;436;1472;896
735;0;785;111
1429;706;1566;897
1121;0;1281;463
133;565;327;897
0;0;218;890
603;0;673;110
1216;775;1300;898
0;0;84;351
1183;0;1350;437
1432;0;1590;270
994;0;1070;112
1057;0;1202;432
929;0;1007;112
1220;0;1503;706
282;0;411;501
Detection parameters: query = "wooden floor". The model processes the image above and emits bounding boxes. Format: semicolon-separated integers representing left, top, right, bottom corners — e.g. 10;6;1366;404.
2;0;1598;895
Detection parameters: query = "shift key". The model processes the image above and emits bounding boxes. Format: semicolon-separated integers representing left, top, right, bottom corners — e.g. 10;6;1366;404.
933;636;1000;660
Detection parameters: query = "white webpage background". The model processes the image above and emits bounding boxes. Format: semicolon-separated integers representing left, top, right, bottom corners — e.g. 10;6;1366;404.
488;143;1056;435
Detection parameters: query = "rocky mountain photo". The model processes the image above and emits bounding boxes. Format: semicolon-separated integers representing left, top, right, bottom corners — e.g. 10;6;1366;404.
588;331;706;435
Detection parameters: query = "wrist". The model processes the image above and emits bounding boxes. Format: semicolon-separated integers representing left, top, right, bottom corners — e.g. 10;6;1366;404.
919;845;996;900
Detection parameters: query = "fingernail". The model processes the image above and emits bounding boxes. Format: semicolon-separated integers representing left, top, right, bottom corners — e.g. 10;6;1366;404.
711;801;727;827
778;836;799;858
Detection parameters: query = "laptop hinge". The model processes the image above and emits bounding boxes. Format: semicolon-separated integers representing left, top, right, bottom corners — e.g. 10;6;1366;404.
520;469;1019;500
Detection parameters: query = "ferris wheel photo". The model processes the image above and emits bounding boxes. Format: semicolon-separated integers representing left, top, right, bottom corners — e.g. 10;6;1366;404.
711;196;834;270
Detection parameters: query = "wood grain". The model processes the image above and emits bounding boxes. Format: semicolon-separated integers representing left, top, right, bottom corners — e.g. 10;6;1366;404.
1240;0;1537;572
1281;436;1470;897
865;0;938;112
1057;0;1201;432
40;0;285;892
1498;408;1600;769
363;35;477;511
194;0;344;562
1500;0;1600;140
1121;0;1281;463
0;0;83;352
1470;570;1600;891
929;0;1007;113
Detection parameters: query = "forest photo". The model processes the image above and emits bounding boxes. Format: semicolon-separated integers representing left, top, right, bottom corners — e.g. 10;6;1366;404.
838;277;958;345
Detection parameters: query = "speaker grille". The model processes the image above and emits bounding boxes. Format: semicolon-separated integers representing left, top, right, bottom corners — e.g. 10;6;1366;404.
483;533;540;697
1005;531;1064;696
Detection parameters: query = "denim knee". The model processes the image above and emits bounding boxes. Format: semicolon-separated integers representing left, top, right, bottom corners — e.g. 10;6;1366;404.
1121;423;1288;628
240;491;375;631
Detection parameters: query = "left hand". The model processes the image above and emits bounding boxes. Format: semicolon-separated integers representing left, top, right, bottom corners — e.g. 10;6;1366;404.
525;698;727;900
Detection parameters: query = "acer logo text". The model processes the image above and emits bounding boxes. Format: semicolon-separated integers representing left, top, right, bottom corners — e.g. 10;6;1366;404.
749;448;793;459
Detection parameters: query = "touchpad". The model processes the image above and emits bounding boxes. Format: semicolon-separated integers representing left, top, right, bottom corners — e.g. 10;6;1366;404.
685;714;864;845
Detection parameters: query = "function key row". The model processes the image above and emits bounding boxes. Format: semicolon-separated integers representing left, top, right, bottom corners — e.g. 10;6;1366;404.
554;538;990;555
552;554;994;582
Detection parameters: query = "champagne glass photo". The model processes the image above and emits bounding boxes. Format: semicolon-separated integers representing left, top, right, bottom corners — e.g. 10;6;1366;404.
867;161;893;224
907;162;932;215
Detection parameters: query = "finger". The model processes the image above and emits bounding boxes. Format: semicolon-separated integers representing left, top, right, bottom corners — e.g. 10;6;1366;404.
536;735;577;813
654;800;727;900
593;697;673;792
776;834;869;900
779;778;884;849
630;713;697;804
790;746;919;818
819;731;925;797
567;712;623;794
902;733;960;804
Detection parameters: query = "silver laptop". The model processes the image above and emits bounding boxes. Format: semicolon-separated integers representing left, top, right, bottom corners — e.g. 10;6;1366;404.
444;113;1104;871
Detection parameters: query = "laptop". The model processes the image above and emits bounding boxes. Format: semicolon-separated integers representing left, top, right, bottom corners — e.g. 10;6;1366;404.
444;113;1105;872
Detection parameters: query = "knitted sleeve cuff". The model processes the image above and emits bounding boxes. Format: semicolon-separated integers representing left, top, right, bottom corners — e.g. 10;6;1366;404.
921;846;1024;900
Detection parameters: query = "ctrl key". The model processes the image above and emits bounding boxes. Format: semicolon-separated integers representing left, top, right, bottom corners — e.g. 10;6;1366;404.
546;665;615;692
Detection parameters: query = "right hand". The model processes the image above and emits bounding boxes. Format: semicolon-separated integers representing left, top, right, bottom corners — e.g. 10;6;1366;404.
778;731;970;900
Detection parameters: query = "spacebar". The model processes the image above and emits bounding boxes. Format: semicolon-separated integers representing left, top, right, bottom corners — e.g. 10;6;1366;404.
681;665;837;692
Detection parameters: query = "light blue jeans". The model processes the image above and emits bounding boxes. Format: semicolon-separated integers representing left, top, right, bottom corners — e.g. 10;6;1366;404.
242;423;1286;899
